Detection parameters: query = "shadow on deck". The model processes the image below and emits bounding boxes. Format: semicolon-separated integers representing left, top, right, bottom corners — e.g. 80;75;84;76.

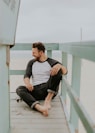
10;92;70;133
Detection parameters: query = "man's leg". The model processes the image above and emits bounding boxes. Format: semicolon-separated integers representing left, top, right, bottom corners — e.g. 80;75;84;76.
16;86;39;107
16;86;48;116
44;69;62;109
34;104;48;116
44;92;54;109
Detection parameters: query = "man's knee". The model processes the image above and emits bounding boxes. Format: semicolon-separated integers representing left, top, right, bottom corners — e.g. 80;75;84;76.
16;86;26;95
56;69;62;80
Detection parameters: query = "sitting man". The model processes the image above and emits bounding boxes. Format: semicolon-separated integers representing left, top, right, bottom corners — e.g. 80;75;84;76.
16;42;67;116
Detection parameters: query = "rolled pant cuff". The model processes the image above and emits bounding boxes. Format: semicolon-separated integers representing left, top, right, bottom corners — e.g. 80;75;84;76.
47;89;57;95
31;101;40;109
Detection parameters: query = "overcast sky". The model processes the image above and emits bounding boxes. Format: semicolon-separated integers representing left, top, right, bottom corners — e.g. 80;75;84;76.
16;0;95;43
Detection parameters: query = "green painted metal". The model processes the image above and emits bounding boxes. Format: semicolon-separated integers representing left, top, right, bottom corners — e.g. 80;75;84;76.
70;56;81;132
0;46;10;133
61;52;67;101
63;78;95;133
0;1;20;133
11;43;32;50
9;70;25;75
11;43;59;51
0;0;20;45
12;42;95;61
59;41;95;62
45;43;59;50
47;50;52;58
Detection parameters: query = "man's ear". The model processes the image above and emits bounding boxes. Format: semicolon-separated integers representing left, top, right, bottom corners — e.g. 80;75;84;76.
40;51;43;55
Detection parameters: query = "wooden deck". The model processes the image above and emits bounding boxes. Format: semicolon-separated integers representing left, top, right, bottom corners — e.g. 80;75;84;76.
10;92;70;133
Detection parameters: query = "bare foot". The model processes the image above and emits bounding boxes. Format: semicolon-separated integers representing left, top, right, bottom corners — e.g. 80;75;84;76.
41;107;48;116
42;109;48;116
44;101;51;109
35;104;49;116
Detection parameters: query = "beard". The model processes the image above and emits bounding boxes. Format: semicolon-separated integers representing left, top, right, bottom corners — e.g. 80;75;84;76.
36;57;40;61
34;56;41;61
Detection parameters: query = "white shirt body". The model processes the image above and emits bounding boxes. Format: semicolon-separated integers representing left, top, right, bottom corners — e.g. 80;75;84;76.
32;61;51;86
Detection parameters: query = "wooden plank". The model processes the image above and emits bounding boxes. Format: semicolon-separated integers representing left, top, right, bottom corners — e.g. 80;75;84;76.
11;128;69;133
11;123;67;128
10;93;70;133
11;118;65;124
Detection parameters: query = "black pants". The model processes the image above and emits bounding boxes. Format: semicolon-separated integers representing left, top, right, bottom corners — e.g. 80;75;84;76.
16;69;62;108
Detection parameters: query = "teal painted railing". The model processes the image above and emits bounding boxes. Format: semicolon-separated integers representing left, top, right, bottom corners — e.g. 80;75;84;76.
10;41;95;133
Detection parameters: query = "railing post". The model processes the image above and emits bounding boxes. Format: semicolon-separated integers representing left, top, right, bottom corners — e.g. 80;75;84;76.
0;46;10;133
47;50;52;58
61;52;67;102
70;56;81;133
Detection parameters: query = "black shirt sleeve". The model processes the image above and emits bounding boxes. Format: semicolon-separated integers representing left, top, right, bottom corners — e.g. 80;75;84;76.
24;59;35;79
47;58;62;67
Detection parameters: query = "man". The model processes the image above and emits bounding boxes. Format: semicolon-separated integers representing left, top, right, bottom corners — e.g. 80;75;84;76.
16;42;67;116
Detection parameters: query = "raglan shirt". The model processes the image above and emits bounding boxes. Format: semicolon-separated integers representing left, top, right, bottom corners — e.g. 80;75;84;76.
24;58;61;86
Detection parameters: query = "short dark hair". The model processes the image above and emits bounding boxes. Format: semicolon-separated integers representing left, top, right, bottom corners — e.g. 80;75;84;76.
32;42;45;52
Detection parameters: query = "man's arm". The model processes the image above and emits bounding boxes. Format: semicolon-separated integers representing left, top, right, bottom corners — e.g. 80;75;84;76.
50;63;67;76
59;64;68;75
23;59;35;91
24;77;34;91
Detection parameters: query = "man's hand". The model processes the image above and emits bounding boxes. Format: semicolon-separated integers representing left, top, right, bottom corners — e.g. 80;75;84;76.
24;77;34;91
50;64;61;76
50;63;67;76
26;83;34;91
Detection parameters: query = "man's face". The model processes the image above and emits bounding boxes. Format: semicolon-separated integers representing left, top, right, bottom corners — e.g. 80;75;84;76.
32;48;42;60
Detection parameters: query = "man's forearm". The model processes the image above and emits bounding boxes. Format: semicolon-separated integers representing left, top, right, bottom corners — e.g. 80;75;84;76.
60;65;68;75
51;63;68;76
24;77;33;91
24;77;30;85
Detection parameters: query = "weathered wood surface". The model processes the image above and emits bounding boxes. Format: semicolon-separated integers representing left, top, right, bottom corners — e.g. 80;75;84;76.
10;92;70;133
